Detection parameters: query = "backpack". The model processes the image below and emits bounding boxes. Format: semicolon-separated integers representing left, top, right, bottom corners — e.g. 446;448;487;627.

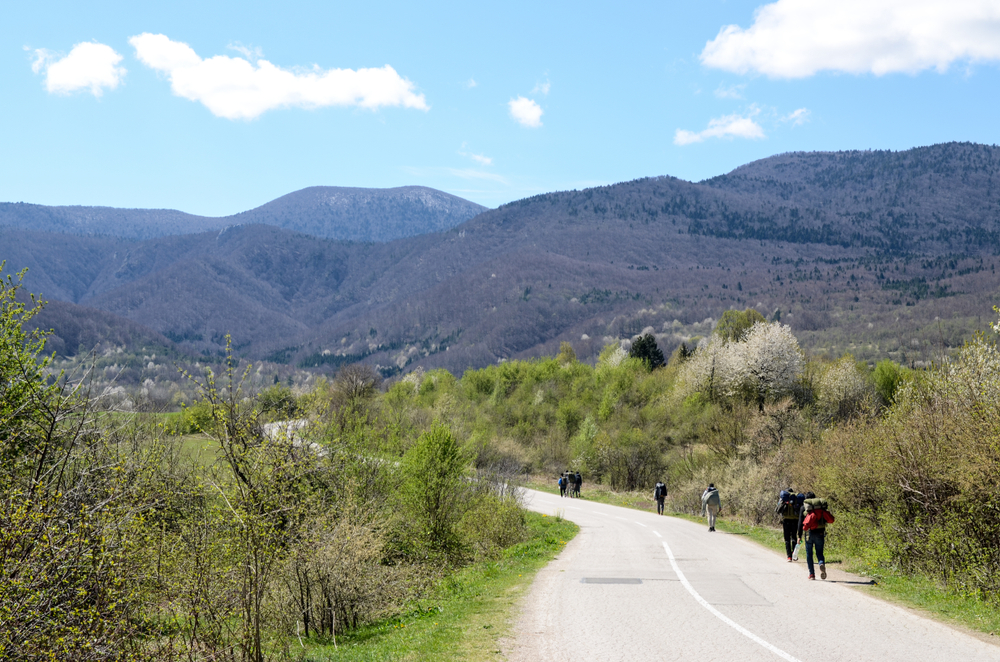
802;498;835;530
654;482;666;499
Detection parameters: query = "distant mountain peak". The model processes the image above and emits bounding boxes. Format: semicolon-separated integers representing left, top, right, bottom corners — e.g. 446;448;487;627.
0;185;487;242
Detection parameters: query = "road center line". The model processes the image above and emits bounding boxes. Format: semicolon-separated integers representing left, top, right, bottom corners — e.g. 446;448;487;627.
661;541;802;662
653;531;662;537
634;522;647;527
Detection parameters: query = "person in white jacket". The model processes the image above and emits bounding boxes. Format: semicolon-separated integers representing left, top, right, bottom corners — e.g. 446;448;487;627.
701;484;721;531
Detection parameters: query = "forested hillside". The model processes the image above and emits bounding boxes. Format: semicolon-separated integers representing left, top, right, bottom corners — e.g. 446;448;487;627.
4;142;1000;374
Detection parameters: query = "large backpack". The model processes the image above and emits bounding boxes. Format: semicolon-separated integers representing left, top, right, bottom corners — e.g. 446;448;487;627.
803;497;835;529
654;482;666;499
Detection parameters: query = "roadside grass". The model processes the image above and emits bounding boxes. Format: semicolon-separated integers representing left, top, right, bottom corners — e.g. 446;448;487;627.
299;511;579;661
524;476;1000;640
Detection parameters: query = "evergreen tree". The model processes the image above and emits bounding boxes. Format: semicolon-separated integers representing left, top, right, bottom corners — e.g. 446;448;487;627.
629;333;665;370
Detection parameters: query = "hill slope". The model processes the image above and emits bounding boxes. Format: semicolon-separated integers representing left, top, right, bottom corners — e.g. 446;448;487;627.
5;142;1000;372
0;186;486;242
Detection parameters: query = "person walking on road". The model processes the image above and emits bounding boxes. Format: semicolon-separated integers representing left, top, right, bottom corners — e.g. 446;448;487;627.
558;474;567;497
776;488;803;561
654;480;667;515
701;484;721;531
797;493;835;580
574;471;582;498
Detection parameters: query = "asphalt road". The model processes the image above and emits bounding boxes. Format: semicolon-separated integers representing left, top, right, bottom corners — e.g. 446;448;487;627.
504;489;999;662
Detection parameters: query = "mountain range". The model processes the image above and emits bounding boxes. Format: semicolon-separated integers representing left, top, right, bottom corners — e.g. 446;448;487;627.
0;186;485;242
5;142;1000;374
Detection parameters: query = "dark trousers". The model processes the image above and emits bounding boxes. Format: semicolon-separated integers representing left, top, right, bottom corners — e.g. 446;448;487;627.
656;498;665;515
782;519;798;557
805;530;826;576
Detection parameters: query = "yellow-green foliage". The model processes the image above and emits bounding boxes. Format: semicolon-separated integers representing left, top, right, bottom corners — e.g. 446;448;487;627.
811;334;1000;599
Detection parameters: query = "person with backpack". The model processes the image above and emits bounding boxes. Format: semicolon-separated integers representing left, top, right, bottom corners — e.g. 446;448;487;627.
653;480;667;515
558;474;567;497
797;493;835;580
775;488;803;562
701;484;721;531
574;471;582;497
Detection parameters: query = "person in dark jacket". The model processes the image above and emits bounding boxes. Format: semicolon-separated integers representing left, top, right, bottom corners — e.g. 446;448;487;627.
797;493;835;580
654;481;667;515
574;471;582;497
558;474;567;497
776;488;802;562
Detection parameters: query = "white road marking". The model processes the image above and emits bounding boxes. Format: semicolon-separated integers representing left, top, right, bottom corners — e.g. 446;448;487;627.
653;531;662;538
661;541;802;662
634;522;647;527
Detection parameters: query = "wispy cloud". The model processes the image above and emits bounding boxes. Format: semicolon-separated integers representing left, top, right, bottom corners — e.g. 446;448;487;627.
464;78;477;89
129;33;428;120
714;83;746;99
533;79;551;95
458;143;493;166
701;0;1000;78
782;107;811;125
508;95;543;128
31;42;126;97
674;109;765;145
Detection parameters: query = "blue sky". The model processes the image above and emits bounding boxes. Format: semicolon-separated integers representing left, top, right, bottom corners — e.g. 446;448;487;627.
4;0;1000;215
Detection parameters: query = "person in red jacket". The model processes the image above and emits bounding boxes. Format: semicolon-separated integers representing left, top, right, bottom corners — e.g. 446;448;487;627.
797;494;835;580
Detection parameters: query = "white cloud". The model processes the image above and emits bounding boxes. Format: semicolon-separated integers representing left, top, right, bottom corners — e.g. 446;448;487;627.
508;96;543;128
782;107;811;125
458;144;493;166
464;78;477;89
714;83;746;99
533;79;551;95
32;42;126;97
701;0;1000;78
674;111;766;145
128;33;428;120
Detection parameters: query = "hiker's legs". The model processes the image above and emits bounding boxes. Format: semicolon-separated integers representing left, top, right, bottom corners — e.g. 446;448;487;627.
814;531;826;564
805;537;816;576
782;520;797;558
656;499;664;515
707;506;717;529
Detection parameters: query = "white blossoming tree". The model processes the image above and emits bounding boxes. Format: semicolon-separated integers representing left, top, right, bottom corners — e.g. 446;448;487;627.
728;322;804;409
680;321;803;410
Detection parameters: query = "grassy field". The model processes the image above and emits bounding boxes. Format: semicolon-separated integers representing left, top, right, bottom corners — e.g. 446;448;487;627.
298;511;578;661
523;477;1000;639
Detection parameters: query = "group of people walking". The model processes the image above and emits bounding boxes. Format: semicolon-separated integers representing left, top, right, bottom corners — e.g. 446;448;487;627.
654;481;834;580
777;488;835;580
558;470;582;497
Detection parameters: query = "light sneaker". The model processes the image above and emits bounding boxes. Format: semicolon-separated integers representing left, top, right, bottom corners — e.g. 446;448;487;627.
819;564;827;580
808;574;815;580
787;557;793;562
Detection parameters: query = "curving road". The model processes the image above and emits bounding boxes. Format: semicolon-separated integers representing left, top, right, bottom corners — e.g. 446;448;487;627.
504;489;999;662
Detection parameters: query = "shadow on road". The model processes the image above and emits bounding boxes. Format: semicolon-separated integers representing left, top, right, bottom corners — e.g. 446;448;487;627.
826;580;877;585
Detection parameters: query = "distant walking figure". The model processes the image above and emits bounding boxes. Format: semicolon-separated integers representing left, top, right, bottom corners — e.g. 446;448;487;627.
701;484;721;531
654;481;667;515
558;475;567;497
776;488;804;562
574;471;582;497
798;493;835;580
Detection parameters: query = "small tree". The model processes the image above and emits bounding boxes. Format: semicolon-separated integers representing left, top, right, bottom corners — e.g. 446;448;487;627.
714;308;767;343
629;333;665;370
398;424;469;556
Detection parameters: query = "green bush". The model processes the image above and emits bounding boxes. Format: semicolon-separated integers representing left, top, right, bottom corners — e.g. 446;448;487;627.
398;424;470;556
